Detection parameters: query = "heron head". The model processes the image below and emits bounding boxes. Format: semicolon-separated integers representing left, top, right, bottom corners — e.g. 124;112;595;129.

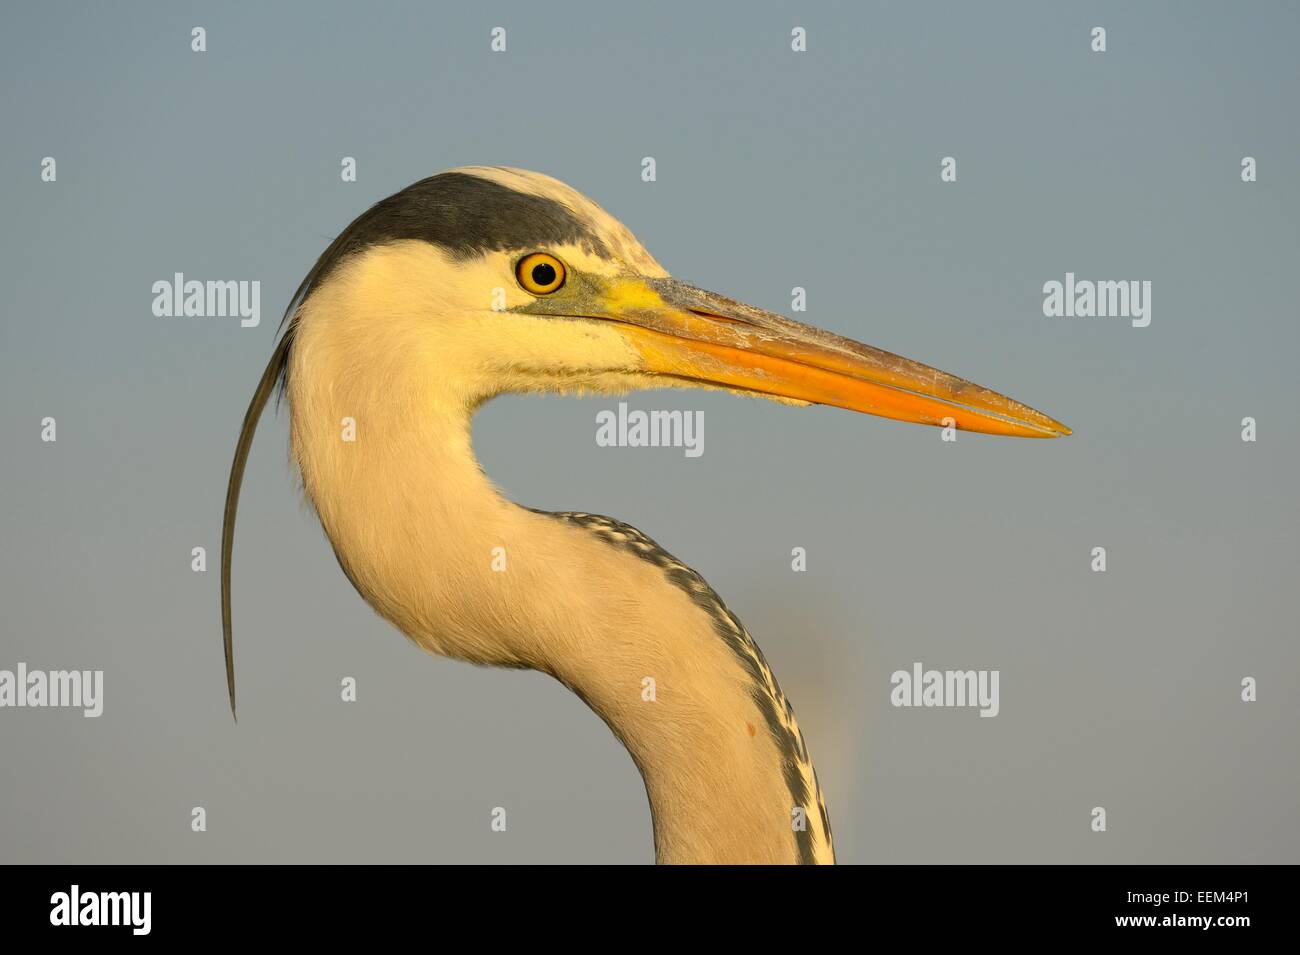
283;165;1070;437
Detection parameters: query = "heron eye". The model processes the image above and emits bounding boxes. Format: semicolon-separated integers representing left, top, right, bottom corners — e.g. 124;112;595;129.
516;253;566;295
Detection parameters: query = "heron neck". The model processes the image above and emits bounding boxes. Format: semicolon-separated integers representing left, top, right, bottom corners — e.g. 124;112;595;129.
289;363;830;863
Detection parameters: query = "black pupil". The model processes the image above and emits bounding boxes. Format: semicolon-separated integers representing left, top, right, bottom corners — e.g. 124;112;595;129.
531;262;557;287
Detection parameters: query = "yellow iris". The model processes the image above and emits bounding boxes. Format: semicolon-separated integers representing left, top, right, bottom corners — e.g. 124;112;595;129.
516;253;566;294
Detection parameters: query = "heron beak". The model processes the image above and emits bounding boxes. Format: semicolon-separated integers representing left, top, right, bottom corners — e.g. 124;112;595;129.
594;276;1071;438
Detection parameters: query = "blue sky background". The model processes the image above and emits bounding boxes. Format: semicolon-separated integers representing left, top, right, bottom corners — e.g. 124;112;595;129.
2;1;1297;862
